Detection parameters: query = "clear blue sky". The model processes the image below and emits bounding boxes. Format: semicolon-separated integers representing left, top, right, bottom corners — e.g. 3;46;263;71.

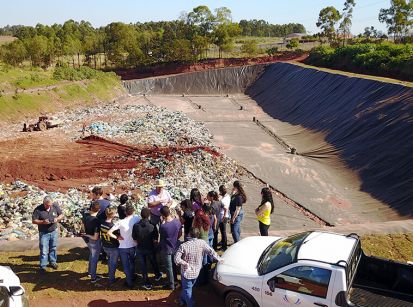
1;0;389;35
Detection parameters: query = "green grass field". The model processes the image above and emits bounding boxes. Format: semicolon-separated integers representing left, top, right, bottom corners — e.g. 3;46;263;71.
0;64;123;121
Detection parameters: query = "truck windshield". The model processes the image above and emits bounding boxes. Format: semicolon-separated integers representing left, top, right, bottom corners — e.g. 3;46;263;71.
258;232;310;275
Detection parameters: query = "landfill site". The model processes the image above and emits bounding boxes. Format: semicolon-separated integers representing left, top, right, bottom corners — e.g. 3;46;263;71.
0;61;412;244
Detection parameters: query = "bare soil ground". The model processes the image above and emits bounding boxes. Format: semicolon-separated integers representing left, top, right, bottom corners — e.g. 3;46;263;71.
0;133;219;192
1;233;411;307
113;53;308;80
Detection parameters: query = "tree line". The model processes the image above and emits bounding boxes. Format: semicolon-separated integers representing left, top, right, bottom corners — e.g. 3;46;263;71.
316;0;412;44
0;5;306;68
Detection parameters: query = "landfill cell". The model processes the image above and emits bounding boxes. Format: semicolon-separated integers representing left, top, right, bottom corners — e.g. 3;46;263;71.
0;134;220;192
125;62;413;219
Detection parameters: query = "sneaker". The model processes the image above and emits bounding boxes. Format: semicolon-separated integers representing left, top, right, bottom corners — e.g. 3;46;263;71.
142;283;152;290
50;263;58;270
91;276;102;283
154;272;163;282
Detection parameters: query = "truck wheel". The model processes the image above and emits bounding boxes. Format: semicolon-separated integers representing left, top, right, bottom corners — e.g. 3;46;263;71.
225;291;254;307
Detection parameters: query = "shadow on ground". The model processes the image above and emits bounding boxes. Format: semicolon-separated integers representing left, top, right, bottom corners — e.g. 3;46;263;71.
1;247;224;306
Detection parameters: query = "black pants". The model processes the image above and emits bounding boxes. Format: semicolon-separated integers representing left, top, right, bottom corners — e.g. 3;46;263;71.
219;219;228;249
213;228;219;250
259;221;270;236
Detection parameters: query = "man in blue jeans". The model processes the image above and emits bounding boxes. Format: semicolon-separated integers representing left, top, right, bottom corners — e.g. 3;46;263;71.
100;206;120;287
174;228;222;307
159;206;181;290
32;196;64;274
108;204;140;288
82;201;102;283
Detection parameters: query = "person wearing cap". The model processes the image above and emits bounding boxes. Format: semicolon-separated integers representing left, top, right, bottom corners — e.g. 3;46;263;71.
147;179;173;226
32;196;64;274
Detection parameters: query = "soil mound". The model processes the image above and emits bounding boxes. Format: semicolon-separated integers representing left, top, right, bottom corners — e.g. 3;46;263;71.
0;135;220;191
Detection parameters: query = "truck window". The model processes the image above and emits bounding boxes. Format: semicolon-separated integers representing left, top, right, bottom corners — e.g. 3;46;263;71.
273;266;332;298
259;232;310;275
0;286;9;307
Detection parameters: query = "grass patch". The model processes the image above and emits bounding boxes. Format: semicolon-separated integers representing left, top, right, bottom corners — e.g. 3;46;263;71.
361;233;413;262
0;65;123;121
0;233;411;301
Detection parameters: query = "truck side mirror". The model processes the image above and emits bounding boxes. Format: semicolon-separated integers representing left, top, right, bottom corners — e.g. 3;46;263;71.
267;276;285;292
9;286;24;296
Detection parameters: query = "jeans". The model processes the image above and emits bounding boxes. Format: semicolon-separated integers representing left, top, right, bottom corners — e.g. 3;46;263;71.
103;246;119;283
119;247;136;286
87;239;102;279
207;234;214;264
230;211;243;243
219;218;228;249
259;221;270;236
180;276;197;307
136;248;160;284
160;251;177;289
39;230;58;269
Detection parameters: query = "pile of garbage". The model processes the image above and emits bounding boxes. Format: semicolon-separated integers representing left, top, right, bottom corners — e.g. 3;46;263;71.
62;104;213;147
0;102;241;241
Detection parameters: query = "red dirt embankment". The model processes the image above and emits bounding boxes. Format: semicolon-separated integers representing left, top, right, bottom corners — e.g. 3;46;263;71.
113;53;308;80
0;135;220;192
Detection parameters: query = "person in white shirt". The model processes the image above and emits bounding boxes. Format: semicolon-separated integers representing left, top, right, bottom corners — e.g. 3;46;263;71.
147;179;172;226
108;204;140;288
218;185;230;250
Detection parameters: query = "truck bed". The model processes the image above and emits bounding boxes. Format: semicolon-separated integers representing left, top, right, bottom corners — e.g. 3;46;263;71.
349;254;413;307
350;286;413;307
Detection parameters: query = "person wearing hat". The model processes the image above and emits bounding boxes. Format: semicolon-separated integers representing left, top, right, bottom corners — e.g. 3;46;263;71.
147;179;172;226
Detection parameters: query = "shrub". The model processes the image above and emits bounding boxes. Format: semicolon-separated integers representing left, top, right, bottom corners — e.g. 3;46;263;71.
53;66;103;81
306;42;413;81
266;47;279;56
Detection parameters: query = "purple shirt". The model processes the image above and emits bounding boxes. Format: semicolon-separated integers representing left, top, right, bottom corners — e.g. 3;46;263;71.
159;218;181;254
147;189;172;216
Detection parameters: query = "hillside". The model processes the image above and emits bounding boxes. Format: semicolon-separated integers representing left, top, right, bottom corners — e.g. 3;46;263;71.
0;65;124;122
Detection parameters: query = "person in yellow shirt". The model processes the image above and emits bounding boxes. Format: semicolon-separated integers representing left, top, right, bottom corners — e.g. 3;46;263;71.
255;187;274;236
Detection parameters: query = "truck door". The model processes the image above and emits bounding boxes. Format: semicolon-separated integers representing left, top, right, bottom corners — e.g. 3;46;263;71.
262;265;334;307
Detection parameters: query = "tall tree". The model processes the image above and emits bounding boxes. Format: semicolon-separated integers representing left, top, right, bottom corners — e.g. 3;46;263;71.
1;40;27;66
186;5;214;36
316;6;342;42
213;22;241;58
25;35;49;66
379;0;413;41
339;0;356;45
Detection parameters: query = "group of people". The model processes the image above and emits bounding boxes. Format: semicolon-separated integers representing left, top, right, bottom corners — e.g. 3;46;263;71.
31;179;275;307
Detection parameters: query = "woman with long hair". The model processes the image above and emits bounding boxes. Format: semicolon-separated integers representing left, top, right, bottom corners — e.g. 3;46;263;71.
229;180;247;243
192;209;210;243
190;188;203;211
255;187;274;236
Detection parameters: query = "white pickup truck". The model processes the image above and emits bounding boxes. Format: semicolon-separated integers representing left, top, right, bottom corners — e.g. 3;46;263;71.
0;266;27;307
212;231;413;307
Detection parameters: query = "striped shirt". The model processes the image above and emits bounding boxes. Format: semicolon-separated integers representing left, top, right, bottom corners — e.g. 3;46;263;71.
174;238;221;280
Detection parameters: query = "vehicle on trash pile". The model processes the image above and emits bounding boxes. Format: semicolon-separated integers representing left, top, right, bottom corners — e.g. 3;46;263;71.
0;266;28;307
212;231;413;307
22;116;62;132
